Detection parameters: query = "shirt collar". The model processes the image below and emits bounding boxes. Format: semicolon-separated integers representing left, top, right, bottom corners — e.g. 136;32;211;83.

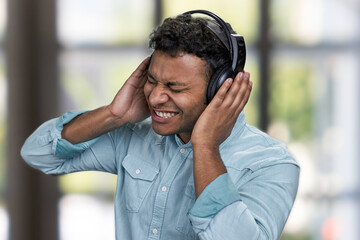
174;134;193;148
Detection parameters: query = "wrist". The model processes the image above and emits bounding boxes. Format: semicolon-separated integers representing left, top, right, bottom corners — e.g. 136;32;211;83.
105;105;128;127
192;140;219;151
192;143;226;198
192;143;220;156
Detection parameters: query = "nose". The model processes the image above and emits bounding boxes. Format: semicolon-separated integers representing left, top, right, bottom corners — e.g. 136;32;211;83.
148;84;170;107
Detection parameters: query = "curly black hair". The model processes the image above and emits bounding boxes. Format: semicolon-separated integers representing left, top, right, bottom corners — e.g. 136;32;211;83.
148;13;233;81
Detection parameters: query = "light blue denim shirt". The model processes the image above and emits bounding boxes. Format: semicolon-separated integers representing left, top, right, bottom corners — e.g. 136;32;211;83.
21;111;300;240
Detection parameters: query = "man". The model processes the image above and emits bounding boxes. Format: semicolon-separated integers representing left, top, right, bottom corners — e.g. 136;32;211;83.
21;11;299;240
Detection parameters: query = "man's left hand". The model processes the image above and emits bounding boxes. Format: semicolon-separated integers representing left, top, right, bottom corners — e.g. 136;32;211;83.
191;72;252;149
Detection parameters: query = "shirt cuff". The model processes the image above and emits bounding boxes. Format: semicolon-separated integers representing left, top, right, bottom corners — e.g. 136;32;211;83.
188;173;241;218
54;110;100;158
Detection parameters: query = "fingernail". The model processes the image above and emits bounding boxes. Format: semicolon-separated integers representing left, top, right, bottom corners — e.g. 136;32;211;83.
237;72;243;82
227;78;233;84
249;81;253;87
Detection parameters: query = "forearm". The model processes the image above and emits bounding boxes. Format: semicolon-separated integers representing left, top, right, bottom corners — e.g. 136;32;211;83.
193;145;227;198
62;105;125;144
21;115;118;175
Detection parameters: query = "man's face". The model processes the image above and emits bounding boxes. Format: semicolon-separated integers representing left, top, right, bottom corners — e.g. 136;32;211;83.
144;51;208;143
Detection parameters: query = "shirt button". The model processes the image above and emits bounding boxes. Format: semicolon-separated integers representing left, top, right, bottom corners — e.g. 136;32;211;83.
180;148;186;154
152;228;158;235
161;186;167;192
135;169;141;175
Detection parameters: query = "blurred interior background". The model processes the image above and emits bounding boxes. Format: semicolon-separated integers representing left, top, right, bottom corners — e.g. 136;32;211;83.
1;0;360;239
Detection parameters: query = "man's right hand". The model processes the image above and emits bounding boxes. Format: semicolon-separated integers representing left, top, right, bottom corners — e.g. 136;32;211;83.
62;57;151;144
107;56;151;124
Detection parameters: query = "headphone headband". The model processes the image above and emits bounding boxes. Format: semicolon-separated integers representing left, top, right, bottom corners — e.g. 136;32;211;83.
183;10;243;72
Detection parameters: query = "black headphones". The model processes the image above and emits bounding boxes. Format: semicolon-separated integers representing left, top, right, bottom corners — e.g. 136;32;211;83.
183;10;246;103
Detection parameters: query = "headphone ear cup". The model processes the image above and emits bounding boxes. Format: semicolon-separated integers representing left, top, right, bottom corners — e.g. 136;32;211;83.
207;63;235;103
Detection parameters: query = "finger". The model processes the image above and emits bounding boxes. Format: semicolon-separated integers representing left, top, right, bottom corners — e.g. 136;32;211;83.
222;72;246;106
242;78;253;105
127;57;151;86
230;72;250;107
129;56;151;79
212;78;233;105
235;75;253;115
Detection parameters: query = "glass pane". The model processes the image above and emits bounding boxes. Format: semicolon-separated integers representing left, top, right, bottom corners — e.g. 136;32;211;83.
163;0;259;44
269;57;314;142
57;0;154;47
59;195;115;240
271;0;360;44
59;49;150;112
326;53;360;240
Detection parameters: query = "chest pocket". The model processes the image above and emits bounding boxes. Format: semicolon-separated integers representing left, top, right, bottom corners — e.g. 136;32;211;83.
122;155;159;212
176;177;196;239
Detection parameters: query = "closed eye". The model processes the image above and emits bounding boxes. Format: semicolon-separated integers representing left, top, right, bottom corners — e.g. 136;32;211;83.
147;71;188;93
169;88;182;93
147;76;156;84
166;82;188;93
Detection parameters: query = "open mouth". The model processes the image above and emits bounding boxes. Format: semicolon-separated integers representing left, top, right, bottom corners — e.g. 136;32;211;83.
152;109;179;122
154;111;177;118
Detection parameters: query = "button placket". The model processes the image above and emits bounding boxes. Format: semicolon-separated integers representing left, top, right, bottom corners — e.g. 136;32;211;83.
148;145;191;239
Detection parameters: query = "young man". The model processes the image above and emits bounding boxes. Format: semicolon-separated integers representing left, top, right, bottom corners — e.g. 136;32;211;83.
21;12;299;240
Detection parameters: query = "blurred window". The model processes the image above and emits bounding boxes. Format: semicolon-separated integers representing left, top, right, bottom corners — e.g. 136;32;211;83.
272;0;360;45
57;0;154;47
0;0;7;239
163;0;259;44
270;0;360;239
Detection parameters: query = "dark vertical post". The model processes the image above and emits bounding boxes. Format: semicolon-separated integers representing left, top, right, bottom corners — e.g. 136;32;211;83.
154;0;163;27
6;0;59;239
258;0;271;131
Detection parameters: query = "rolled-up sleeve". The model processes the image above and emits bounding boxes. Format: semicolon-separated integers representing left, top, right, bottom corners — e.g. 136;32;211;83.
21;111;117;175
188;162;300;240
54;111;100;158
188;173;241;218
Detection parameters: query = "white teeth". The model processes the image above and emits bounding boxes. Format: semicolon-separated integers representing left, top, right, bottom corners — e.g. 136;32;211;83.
155;111;176;118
